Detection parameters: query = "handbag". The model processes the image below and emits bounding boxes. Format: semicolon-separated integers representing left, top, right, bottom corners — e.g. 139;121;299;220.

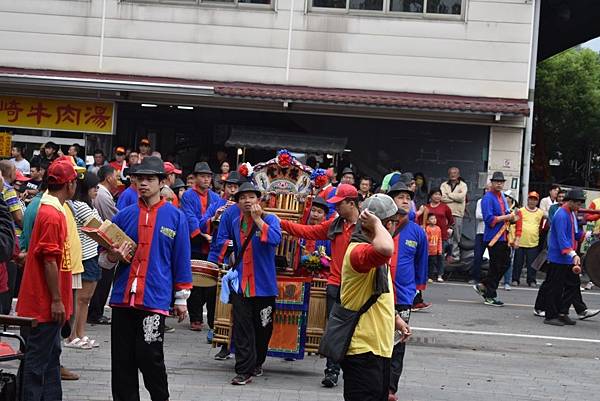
318;290;381;364
225;223;257;301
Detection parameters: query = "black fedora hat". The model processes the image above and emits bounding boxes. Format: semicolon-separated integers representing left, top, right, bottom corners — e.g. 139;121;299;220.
341;167;354;176
565;189;586;202
193;161;212;175
234;182;262;202
223;171;241;185
171;178;186;191
311;196;330;213
131;156;165;177
490;171;506;182
387;181;414;200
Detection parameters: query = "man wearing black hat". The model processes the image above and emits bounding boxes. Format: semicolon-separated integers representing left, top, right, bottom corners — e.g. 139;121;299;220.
211;182;282;385
102;157;192;401
542;189;587;326
192;171;241;344
340;167;355;186
474;172;518;306
180;161;221;331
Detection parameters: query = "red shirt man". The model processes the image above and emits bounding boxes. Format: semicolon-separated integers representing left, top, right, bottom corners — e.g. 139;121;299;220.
16;156;78;400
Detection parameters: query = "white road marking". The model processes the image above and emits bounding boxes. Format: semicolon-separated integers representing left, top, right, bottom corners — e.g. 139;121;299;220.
412;326;600;344
438;281;600;296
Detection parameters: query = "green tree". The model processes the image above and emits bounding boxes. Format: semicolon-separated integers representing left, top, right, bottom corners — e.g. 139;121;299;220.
533;48;600;183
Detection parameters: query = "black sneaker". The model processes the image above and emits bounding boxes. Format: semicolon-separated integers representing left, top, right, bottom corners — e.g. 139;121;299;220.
321;372;338;388
473;283;486;299
214;347;232;361
231;374;252;385
543;318;565;326
558;315;576;325
484;298;504;307
252;366;263;377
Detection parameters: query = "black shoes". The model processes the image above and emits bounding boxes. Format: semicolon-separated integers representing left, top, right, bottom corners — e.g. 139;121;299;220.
231;374;252;385
543;318;564;326
558;315;576;325
87;316;111;325
321;372;338;388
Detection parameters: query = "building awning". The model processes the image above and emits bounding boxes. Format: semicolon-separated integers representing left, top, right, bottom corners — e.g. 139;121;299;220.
225;128;347;154
0;67;530;116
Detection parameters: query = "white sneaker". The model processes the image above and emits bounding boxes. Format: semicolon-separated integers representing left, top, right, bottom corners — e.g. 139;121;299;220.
504;283;511;291
437;276;444;283
427;278;433;283
585;282;594;291
578;309;600;320
533;309;545;317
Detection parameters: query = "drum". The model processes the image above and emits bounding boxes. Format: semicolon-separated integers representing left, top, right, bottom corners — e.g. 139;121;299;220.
305;278;327;353
584;240;600;286
213;270;233;348
191;260;219;287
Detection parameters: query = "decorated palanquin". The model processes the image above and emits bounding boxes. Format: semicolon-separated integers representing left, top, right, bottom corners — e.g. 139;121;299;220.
212;150;330;358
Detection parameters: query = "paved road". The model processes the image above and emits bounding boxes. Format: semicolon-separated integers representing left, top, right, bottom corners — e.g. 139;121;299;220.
27;282;600;400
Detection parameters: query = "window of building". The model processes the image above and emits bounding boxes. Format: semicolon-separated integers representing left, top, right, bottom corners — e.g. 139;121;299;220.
124;0;272;7
313;0;463;17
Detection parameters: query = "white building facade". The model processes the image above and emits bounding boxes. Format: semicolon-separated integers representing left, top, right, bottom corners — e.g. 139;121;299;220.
0;0;532;203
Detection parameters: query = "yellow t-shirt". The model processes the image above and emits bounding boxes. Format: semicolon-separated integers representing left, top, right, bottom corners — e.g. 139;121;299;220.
518;207;544;248
341;242;395;358
64;204;84;275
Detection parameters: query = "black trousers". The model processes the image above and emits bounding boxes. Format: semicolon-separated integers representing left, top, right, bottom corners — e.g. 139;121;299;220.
481;241;511;299
111;308;168;401
390;305;411;394
88;268;113;321
325;284;341;375
535;275;587;315
187;285;216;326
341;352;391;401
231;293;275;375
543;263;580;319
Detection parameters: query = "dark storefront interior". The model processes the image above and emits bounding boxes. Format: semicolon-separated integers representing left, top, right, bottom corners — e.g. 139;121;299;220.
115;102;490;193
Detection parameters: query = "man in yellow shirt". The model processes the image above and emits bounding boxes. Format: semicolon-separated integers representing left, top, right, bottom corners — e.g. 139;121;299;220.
512;192;544;287
340;194;411;401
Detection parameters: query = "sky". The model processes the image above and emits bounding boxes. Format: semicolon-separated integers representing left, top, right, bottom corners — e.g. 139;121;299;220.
582;37;600;51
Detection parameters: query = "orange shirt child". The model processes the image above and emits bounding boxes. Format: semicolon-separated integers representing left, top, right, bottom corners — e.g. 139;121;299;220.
426;224;443;256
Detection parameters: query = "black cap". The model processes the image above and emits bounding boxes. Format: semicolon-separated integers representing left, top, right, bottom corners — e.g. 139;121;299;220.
387;182;414;200
223;171;241;185
311;197;330;214
131;156;165;176
565;189;586;202
171;178;186;191
341;167;354;176
491;171;506;182
234;182;262;202
193;162;212;175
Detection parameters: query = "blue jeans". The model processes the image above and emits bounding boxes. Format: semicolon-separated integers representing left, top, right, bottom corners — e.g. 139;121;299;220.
22;322;62;401
470;234;484;282
512;247;540;284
